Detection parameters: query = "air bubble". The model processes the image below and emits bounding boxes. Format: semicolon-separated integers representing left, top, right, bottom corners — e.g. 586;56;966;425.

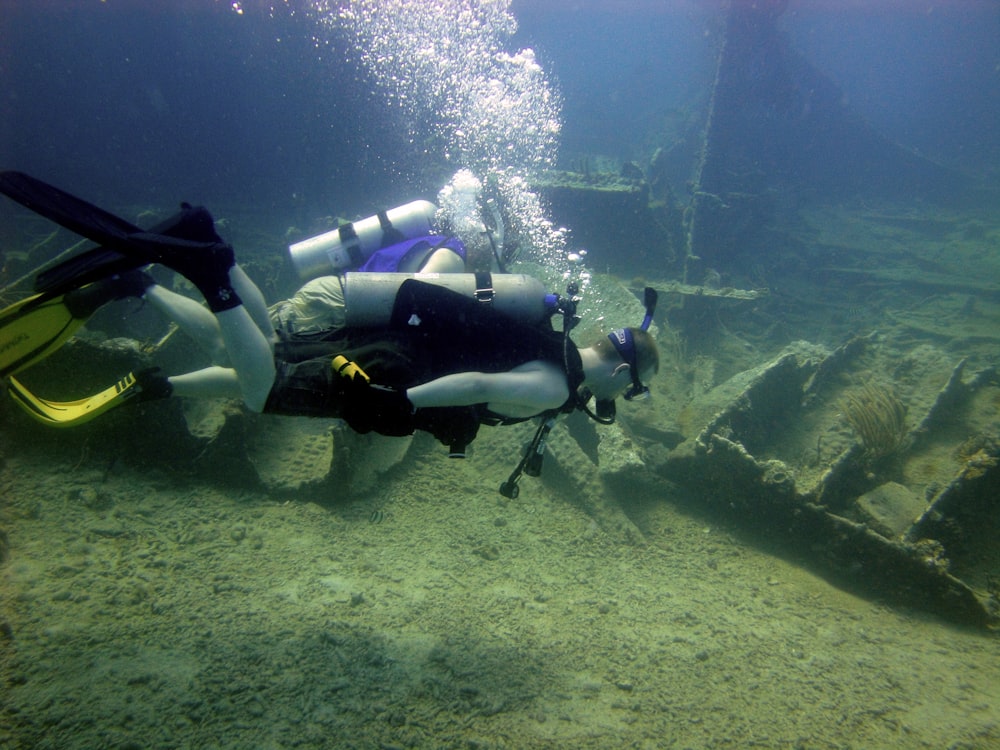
311;0;573;270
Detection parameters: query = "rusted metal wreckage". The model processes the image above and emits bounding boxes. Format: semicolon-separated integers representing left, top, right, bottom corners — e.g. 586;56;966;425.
653;335;1000;629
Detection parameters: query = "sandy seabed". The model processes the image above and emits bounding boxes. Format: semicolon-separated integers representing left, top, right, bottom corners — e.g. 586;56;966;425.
3;199;1000;749
2;431;999;750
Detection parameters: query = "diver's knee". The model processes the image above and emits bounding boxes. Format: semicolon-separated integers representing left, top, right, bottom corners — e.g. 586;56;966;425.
240;365;277;413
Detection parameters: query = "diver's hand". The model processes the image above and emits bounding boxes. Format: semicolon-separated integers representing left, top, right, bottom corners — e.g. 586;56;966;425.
333;356;415;436
342;381;415;436
341;380;414;437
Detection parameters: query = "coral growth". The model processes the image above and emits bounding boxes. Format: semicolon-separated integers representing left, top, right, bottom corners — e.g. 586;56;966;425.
842;383;908;459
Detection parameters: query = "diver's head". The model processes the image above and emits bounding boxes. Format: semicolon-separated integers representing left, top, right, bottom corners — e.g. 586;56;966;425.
575;286;659;422
580;327;660;410
605;326;660;400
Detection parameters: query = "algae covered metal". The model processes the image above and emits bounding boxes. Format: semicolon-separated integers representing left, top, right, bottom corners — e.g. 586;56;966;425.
654;335;999;627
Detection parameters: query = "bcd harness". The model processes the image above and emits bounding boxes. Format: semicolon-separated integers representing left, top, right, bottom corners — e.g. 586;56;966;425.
263;274;658;498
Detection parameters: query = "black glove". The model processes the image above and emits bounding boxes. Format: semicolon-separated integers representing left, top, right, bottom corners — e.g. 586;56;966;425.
343;382;415;436
413;406;481;454
333;356;415;436
132;367;174;402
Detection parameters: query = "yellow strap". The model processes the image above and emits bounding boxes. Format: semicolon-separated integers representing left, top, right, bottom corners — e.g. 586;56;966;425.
7;372;138;427
331;354;370;384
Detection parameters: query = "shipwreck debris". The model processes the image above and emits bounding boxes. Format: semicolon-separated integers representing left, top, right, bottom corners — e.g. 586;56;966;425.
655;338;1000;628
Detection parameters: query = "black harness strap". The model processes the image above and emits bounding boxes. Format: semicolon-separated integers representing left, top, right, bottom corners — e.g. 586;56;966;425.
376;209;406;247
474;271;495;304
337;223;366;267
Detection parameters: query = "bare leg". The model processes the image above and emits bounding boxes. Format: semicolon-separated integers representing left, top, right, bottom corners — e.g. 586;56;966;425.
151;304;274;411
145;285;230;365
142;265;276;411
168;366;242;400
143;262;276;365
136;225;278;412
213;303;276;412
230;264;275;341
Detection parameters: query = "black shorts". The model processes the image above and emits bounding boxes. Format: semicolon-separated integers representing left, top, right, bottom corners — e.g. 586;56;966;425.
264;356;341;418
264;332;422;419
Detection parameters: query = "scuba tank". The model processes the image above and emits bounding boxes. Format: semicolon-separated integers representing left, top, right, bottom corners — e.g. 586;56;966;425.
288;200;438;280
343;272;557;327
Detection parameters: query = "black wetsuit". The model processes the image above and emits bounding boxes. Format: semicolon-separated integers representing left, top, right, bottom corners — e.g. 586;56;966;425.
264;280;584;451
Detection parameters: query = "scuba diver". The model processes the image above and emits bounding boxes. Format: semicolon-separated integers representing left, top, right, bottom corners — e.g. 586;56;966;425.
0;171;659;495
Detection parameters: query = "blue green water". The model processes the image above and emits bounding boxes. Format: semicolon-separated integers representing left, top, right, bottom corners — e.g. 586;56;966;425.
2;3;1000;748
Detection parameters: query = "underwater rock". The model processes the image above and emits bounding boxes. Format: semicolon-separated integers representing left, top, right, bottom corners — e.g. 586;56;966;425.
328;428;414;496
855;482;925;539
246;414;339;494
545;417;651;545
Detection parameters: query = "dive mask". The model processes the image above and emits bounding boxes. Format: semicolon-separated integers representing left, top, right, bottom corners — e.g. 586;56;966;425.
607;286;658;402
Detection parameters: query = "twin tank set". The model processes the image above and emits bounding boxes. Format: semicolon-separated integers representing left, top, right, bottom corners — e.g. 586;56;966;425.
287;200;559;326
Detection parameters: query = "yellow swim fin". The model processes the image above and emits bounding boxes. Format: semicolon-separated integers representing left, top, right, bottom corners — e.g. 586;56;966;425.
0;292;87;379
0;270;152;379
7;372;141;427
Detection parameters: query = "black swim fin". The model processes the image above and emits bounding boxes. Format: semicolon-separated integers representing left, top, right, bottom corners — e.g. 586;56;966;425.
33;246;140;297
33;203;228;298
0;170;226;286
0;171;144;252
0;171;234;381
0;170;223;297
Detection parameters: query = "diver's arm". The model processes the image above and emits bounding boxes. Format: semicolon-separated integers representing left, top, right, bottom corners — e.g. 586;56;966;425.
406;359;568;418
418;247;466;273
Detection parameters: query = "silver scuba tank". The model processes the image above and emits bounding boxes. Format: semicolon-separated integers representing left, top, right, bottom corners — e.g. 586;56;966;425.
288;200;438;280
343;272;554;327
